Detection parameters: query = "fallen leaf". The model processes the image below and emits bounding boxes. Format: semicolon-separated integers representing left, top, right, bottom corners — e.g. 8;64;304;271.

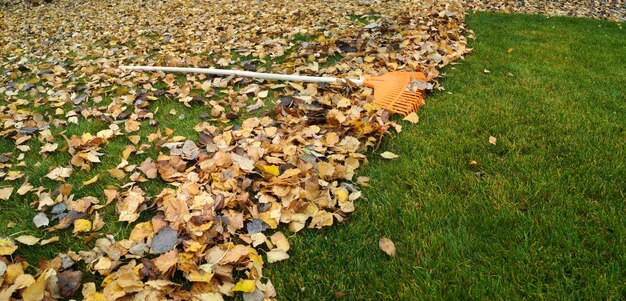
232;279;256;293
379;237;397;257
483;69;491;73
73;219;92;234
40;236;60;245
138;158;158;179
0;237;17;255
151;226;178;254
0;187;13;200
153;249;178;274
15;235;40;246
489;136;497;145
46;166;72;181
403;112;420;124
266;250;289;263
82;174;100;186
380;151;399;159
23;269;54;301
57;270;83;298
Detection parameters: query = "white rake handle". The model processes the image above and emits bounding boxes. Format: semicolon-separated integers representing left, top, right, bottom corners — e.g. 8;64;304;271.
119;66;364;85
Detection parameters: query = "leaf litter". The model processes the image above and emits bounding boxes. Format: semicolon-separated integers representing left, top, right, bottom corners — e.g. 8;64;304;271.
0;0;477;299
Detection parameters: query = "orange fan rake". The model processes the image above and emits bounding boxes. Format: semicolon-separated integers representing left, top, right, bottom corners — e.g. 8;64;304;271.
120;66;427;116
362;71;427;116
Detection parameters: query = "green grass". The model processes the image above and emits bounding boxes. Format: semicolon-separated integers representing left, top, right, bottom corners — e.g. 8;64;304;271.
265;12;626;300
1;11;625;300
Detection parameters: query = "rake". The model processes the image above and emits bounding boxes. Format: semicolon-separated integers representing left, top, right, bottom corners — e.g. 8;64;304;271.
119;66;427;116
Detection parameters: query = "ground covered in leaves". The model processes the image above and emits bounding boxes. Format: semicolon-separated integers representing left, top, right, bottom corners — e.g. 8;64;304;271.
0;0;470;299
465;0;625;21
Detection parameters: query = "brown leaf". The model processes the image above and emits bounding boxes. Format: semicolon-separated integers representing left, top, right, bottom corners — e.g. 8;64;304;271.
379;237;397;257
57;270;82;298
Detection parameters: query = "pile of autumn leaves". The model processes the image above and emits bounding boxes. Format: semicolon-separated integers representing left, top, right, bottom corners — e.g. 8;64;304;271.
1;0;470;300
464;0;625;21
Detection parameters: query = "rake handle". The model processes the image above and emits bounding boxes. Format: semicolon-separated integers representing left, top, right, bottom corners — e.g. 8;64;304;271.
119;66;364;85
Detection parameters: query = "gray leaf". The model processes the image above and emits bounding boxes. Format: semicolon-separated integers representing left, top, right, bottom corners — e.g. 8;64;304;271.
246;218;269;234
150;226;178;254
33;212;49;228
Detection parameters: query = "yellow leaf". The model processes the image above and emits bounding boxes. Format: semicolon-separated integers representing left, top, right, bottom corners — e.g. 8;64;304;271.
489;136;497;145
403;112;419;124
0;237;18;255
255;163;280;176
22;269;54;301
83;174;100;186
335;189;348;203
73;219;92;234
380;151;399;159
232;279;256;293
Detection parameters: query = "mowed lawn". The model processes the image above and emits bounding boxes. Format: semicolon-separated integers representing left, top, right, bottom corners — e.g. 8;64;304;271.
1;11;624;300
265;12;625;300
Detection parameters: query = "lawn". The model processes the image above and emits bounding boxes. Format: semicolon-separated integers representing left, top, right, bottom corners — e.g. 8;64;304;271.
266;12;626;300
1;10;625;300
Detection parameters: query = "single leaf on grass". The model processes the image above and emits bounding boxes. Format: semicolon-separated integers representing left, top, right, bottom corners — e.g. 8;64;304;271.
40;236;60;245
0;187;13;200
92;212;105;231
17;181;33;195
380;151;399;159
489;136;497;145
403;112;419;123
379;237;397;257
46;166;72;181
107;168;126;179
15;235;40;245
266;250;289;263
82;174;99;186
73;219;92;234
33;212;49;228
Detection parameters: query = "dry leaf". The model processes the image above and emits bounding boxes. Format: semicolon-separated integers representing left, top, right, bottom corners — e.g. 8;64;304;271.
82;174;100;186
232;279;256;293
57;270;83;298
73;219;92;234
0;237;17;255
15;235;41;246
40;236;60;245
380;151;399;159
0;187;13;200
489;136;497;145
33;212;50;228
403;112;420;124
46;166;72;181
379;237;397;257
266;250;289;263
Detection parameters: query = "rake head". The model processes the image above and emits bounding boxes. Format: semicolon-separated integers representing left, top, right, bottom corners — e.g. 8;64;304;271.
363;72;427;116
